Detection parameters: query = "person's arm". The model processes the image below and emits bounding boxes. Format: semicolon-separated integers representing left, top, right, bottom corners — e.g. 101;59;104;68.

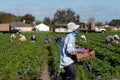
66;37;80;55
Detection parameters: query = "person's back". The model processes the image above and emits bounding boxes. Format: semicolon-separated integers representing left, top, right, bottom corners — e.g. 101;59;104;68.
80;35;86;41
9;34;16;42
19;35;26;42
60;33;75;68
44;38;51;44
106;35;115;44
31;35;36;41
44;35;51;44
43;36;51;49
22;36;26;41
55;37;62;44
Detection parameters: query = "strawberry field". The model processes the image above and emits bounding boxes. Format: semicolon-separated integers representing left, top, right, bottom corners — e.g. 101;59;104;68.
0;31;120;80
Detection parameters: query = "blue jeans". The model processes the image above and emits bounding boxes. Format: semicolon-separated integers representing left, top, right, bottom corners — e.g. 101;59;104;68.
64;63;76;80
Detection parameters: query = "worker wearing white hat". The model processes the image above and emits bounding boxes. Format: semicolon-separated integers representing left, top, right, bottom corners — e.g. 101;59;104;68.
60;22;84;80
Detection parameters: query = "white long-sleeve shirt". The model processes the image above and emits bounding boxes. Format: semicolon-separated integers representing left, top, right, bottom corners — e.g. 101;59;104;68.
60;33;78;68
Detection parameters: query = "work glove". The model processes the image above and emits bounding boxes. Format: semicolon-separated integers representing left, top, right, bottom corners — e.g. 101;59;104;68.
77;48;85;53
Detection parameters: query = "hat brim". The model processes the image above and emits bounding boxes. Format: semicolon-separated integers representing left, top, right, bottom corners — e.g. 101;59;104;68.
74;25;79;30
66;29;73;32
66;25;79;32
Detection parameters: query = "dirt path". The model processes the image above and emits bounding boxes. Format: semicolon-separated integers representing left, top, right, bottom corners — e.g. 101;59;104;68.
38;47;52;80
40;63;51;80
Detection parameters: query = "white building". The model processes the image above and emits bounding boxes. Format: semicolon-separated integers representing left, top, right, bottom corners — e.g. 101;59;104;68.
55;28;66;32
10;22;32;32
35;23;49;31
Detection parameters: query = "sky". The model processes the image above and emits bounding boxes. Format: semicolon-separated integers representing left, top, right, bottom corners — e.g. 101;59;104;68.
0;0;120;23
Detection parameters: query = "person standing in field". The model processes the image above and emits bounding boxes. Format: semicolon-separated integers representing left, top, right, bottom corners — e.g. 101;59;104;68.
60;22;82;80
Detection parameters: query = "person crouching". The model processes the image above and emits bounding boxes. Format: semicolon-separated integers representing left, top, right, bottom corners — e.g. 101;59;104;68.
30;34;37;43
80;35;87;42
19;34;26;42
9;34;16;42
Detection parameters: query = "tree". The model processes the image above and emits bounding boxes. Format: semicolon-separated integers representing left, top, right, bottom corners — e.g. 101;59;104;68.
43;17;53;31
21;14;35;24
43;17;51;26
0;12;16;23
88;17;95;23
35;20;41;25
15;16;23;22
95;22;103;26
80;22;86;28
108;19;120;26
53;9;80;24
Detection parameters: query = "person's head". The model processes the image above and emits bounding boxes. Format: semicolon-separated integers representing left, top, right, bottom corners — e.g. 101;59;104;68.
114;34;119;40
114;34;118;36
32;34;36;37
46;34;50;39
113;35;119;41
66;22;80;36
20;34;22;37
11;34;15;37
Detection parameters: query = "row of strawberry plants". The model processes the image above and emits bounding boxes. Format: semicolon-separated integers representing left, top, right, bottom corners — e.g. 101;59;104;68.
49;32;120;80
77;32;120;79
0;33;49;79
76;41;117;79
48;33;92;80
86;37;120;67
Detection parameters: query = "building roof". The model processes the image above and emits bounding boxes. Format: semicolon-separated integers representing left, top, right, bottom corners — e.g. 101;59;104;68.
54;23;67;28
10;22;31;27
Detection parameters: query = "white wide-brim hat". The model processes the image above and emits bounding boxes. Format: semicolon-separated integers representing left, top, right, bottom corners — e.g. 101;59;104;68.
66;22;80;33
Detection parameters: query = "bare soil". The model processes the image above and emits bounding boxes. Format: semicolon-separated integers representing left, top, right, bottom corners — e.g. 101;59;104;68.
40;63;51;80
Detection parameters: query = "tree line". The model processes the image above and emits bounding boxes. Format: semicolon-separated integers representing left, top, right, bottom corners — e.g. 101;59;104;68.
0;9;120;27
0;12;35;24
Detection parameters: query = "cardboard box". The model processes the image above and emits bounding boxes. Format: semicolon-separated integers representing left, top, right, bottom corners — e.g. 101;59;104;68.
72;48;95;62
43;43;50;47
